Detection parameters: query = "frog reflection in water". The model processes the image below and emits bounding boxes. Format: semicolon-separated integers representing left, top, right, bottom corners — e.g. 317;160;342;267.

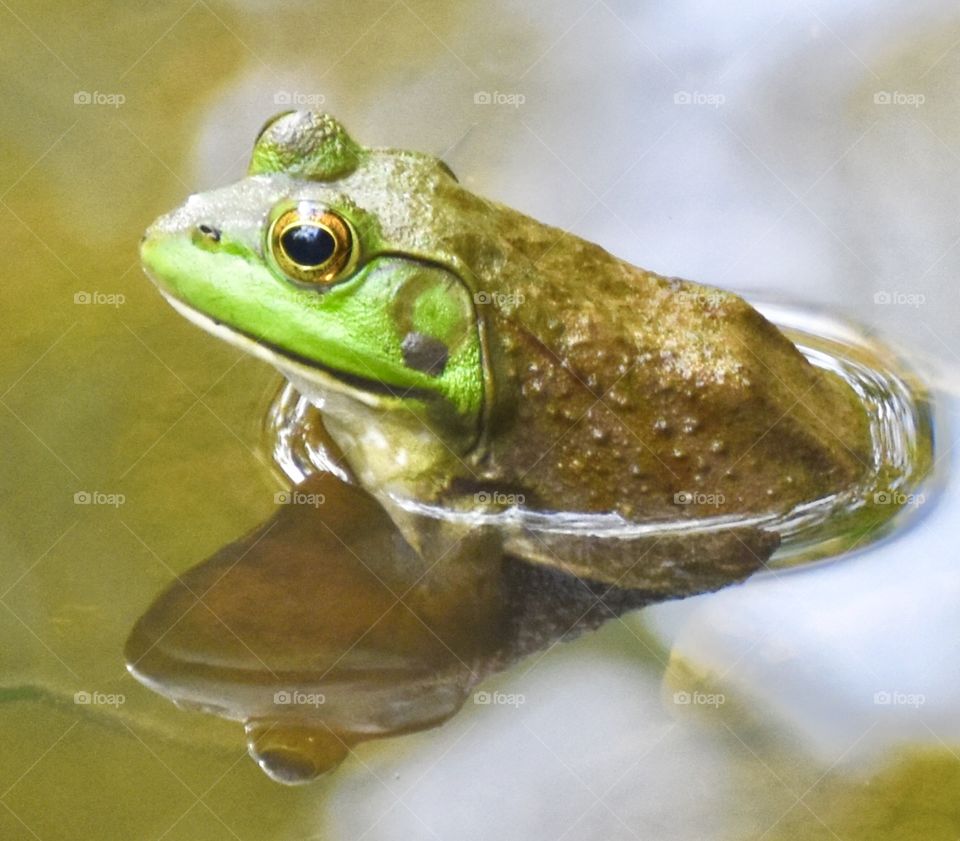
129;112;872;783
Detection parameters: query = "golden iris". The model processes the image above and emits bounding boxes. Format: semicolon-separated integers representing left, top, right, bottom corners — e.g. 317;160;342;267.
267;203;356;285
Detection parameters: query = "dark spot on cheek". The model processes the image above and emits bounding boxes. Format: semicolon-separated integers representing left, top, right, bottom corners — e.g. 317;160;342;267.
401;332;448;377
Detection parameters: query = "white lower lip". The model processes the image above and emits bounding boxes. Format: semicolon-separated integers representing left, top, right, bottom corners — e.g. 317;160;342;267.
157;291;389;410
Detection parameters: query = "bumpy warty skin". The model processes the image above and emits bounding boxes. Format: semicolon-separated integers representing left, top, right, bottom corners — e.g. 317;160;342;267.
391;170;872;520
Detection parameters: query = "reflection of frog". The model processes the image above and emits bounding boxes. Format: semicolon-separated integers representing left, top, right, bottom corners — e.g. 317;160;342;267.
141;111;868;540
125;470;656;784
133;111;881;782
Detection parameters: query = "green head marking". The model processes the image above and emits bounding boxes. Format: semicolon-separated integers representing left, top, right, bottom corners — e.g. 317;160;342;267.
140;112;485;443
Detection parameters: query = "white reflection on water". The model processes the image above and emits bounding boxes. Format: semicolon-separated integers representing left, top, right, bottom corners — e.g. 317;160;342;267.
646;386;956;764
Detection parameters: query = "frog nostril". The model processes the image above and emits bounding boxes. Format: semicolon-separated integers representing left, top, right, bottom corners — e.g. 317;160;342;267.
197;224;221;242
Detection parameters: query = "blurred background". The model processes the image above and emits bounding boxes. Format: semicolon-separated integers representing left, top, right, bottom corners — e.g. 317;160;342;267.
1;0;959;838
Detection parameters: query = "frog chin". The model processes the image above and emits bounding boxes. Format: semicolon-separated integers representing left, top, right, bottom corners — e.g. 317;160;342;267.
159;290;411;411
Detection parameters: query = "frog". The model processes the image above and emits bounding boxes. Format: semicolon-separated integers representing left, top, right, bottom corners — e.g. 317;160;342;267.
139;110;872;592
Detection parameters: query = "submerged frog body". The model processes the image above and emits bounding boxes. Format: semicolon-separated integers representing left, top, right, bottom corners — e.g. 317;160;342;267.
131;113;888;780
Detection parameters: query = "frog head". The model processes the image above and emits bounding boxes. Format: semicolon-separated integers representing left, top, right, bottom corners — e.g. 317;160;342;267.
140;112;487;470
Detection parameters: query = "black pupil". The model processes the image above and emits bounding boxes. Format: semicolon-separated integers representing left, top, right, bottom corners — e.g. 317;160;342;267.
281;224;336;267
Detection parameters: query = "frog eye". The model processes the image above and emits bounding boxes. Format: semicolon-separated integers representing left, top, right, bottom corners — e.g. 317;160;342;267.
266;202;357;286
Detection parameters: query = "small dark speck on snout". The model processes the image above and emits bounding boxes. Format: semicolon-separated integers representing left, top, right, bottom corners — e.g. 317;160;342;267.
401;332;448;377
198;224;221;242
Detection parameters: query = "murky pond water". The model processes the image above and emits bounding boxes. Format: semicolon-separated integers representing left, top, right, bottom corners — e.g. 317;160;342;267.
123;299;936;787
3;1;959;839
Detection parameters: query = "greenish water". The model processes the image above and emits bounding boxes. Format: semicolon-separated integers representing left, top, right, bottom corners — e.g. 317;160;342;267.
0;3;353;836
